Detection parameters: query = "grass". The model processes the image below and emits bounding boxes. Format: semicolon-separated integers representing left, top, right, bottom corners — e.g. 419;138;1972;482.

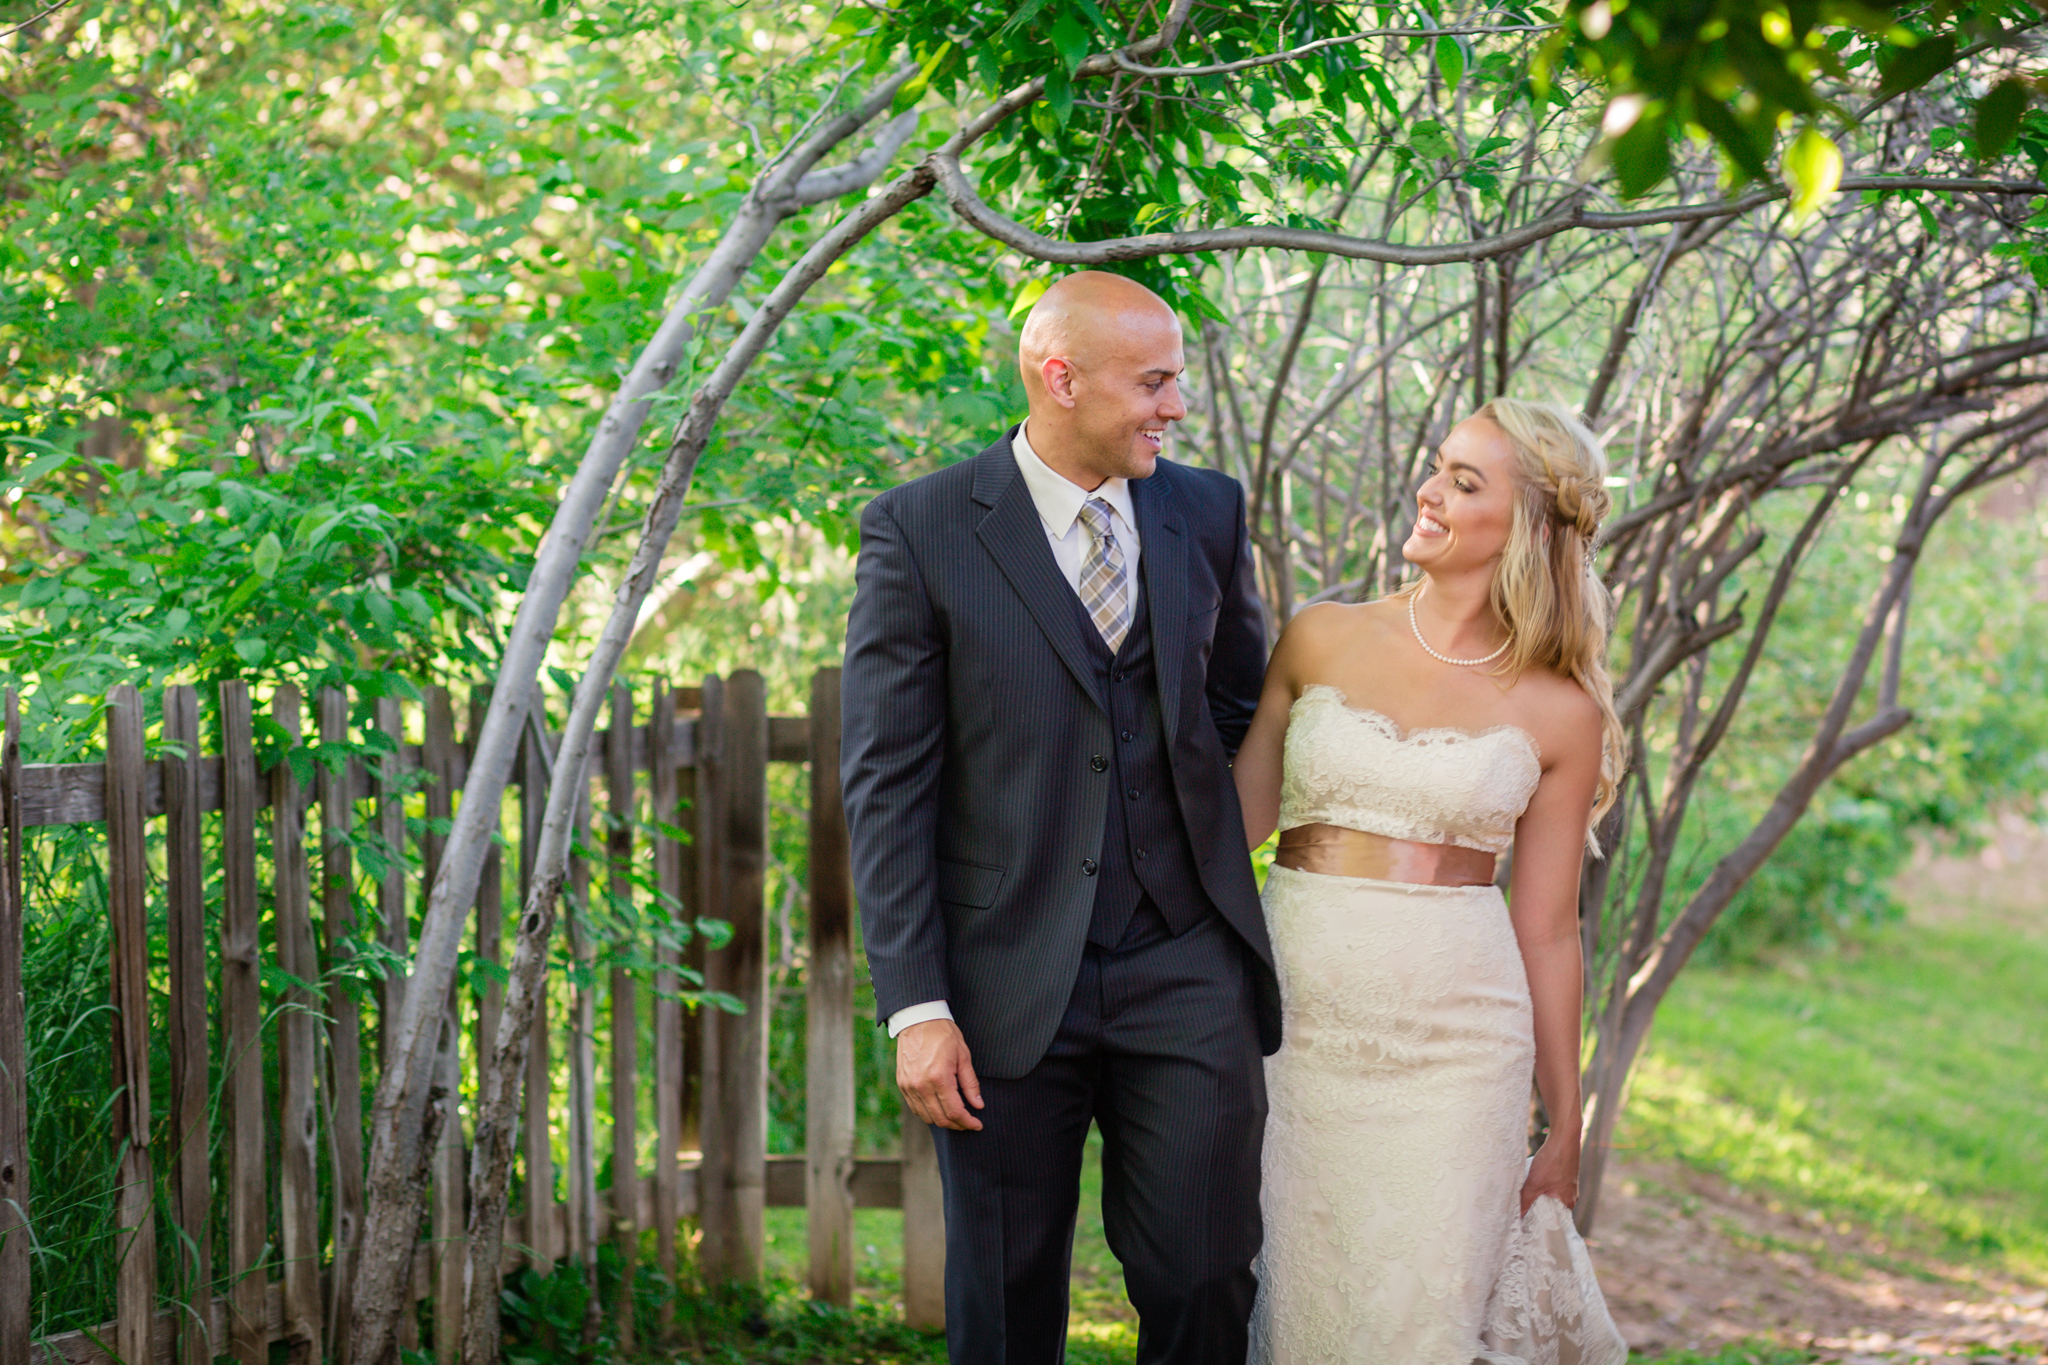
1619;916;2048;1276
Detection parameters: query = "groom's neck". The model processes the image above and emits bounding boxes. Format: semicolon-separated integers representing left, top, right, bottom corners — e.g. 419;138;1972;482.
1023;417;1111;493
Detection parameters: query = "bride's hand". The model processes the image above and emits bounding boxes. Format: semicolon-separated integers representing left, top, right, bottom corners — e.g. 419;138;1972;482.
1518;1131;1581;1215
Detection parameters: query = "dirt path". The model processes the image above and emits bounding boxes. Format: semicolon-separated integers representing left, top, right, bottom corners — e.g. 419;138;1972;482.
1592;1156;2047;1361
1589;821;2048;1363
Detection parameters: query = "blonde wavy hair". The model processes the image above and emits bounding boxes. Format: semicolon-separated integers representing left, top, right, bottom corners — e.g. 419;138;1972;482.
1417;397;1625;839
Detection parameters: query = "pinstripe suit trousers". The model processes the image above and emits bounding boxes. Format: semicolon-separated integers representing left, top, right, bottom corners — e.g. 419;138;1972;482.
931;908;1267;1365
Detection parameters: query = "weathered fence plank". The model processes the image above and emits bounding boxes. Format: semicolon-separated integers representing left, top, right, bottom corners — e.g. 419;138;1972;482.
805;668;856;1305
470;694;505;1129
722;671;770;1284
161;686;210;1365
566;788;598;1283
0;692;29;1365
106;686;158;1365
218;682;266;1365
516;723;555;1272
422;687;465;1365
694;675;732;1280
901;1108;946;1332
606;683;639;1348
271;688;322;1358
674;686;705;1161
372;697;410;1057
318;688;363;1365
648;679;683;1328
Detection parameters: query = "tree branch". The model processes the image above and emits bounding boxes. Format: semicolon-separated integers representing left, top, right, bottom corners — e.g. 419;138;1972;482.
933;155;2048;268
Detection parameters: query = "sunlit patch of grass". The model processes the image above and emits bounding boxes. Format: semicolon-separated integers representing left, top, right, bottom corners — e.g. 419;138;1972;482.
1618;919;2048;1277
1632;1345;1814;1364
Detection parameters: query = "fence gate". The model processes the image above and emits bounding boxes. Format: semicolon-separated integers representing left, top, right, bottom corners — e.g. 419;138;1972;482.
0;669;945;1365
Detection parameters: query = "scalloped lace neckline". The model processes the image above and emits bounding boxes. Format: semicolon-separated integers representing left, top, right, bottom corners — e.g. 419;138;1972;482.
1291;684;1542;770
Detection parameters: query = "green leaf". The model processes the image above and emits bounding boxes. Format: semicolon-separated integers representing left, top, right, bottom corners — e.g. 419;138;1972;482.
1974;79;2029;163
5;446;72;489
1008;277;1049;320
252;531;284;580
1610;104;1672;198
233;637;269;666
1435;35;1466;92
893;40;951;112
1876;36;1958;98
1044;63;1074;125
1050;10;1090;76
1784;126;1843;224
999;0;1050;34
1406;120;1454;160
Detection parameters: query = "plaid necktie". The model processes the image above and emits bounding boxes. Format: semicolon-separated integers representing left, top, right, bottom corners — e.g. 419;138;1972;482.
1076;498;1131;653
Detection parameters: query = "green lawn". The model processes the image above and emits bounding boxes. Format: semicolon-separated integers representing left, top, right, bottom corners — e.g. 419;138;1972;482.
1620;917;2048;1276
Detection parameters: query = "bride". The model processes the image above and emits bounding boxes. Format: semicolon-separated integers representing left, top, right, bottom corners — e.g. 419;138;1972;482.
1231;398;1630;1364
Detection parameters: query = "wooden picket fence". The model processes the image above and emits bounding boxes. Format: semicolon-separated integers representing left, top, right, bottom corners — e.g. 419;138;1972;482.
0;669;945;1365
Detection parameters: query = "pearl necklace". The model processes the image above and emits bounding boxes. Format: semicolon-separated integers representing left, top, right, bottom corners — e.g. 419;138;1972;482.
1407;582;1512;667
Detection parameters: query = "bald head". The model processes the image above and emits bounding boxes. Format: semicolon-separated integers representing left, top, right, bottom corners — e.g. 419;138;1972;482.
1019;271;1180;384
1016;272;1187;486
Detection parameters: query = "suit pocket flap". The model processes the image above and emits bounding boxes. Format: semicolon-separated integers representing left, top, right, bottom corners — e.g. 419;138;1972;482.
936;858;1005;908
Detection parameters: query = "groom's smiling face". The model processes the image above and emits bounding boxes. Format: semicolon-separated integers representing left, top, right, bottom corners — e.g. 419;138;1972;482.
1020;272;1188;487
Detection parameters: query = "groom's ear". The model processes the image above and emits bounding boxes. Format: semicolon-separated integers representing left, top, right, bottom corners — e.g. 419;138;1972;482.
1042;355;1081;408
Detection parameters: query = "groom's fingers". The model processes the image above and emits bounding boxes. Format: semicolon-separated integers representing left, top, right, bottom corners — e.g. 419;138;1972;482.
897;1020;985;1131
957;1054;984;1112
931;1074;983;1131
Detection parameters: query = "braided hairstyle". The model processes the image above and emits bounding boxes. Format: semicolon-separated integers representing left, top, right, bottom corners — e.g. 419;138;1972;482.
1476;397;1624;842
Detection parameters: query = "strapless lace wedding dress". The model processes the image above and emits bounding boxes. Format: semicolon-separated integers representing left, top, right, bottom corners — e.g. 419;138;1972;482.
1249;686;1628;1365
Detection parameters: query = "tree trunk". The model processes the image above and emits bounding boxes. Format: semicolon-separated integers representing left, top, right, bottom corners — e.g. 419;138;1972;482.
348;79;919;1365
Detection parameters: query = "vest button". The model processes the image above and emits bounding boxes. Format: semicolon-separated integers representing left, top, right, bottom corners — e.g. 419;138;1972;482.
1090;755;1108;772
1114;670;1129;682
1081;858;1098;876
1120;730;1134;742
1135;847;1149;861
1126;787;1139;800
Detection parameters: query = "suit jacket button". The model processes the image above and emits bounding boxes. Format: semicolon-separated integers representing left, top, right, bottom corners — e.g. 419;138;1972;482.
1090;755;1108;772
1135;847;1149;860
1081;858;1098;876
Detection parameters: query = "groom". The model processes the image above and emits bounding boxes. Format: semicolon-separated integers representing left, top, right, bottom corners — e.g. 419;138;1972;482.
841;271;1281;1362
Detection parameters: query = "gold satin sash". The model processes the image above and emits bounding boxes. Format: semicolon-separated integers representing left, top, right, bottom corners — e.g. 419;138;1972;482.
1274;823;1497;887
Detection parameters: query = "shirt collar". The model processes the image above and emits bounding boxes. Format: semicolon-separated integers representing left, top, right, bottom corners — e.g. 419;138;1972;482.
1010;422;1138;541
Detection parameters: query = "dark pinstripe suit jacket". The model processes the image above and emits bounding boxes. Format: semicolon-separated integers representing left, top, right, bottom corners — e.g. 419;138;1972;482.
841;429;1282;1079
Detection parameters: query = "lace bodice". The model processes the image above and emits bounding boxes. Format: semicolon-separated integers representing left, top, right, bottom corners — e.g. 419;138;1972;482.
1278;685;1542;856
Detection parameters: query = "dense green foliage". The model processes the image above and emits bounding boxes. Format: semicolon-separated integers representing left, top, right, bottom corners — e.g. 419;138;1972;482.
0;0;1017;757
1675;486;2048;958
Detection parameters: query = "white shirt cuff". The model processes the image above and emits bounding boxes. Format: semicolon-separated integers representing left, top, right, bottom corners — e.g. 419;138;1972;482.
887;1000;954;1038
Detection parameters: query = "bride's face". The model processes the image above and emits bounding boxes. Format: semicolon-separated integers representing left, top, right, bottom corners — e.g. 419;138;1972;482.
1402;417;1519;573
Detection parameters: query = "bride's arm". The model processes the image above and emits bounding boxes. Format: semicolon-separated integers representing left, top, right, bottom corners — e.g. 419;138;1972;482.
1506;698;1602;1214
1232;616;1311;850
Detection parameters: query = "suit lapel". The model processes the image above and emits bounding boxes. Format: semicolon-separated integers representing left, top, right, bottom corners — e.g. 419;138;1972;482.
973;436;1108;713
1133;468;1188;744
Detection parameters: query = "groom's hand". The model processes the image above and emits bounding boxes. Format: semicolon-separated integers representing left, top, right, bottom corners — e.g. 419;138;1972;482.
896;1019;985;1131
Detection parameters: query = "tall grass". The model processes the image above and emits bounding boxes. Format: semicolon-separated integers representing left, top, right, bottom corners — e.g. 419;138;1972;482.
21;826;133;1336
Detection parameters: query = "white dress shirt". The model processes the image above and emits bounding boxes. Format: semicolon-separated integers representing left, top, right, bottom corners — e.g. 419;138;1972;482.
886;424;1144;1039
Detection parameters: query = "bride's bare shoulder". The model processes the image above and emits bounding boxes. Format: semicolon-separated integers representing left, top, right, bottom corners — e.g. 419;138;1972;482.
1511;668;1605;765
1277;597;1409;667
1281;597;1405;650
